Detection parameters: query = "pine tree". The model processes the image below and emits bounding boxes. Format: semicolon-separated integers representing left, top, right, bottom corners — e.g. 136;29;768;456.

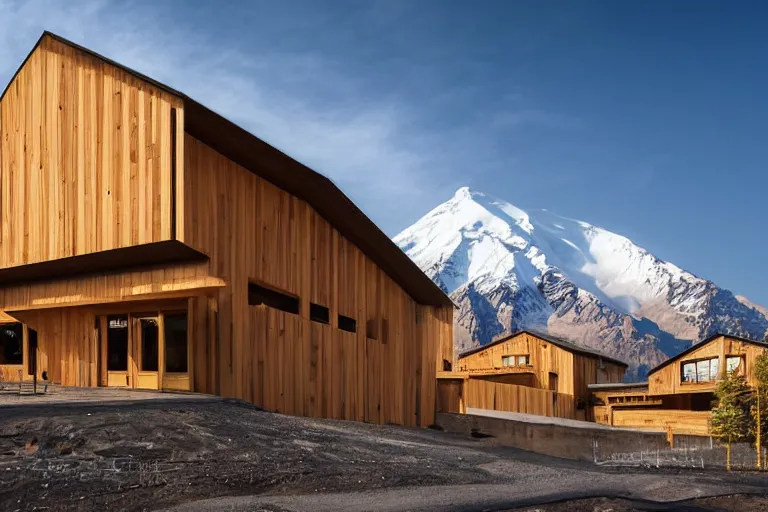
752;352;768;469
711;371;751;471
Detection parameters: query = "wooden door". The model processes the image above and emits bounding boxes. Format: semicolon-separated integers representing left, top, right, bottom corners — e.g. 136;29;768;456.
105;315;130;387
134;316;161;390
549;372;559;413
162;311;191;391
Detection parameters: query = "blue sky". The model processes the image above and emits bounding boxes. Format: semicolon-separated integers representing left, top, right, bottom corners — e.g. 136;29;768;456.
1;1;766;305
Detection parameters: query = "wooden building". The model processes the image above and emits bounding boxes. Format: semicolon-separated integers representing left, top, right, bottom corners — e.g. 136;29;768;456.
0;32;454;427
438;331;627;420
591;333;768;436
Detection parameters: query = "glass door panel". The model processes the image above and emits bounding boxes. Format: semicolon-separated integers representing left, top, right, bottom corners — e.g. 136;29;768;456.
135;317;160;389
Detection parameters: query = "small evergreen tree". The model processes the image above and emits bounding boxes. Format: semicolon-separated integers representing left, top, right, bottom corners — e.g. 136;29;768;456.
711;371;751;471
752;352;768;469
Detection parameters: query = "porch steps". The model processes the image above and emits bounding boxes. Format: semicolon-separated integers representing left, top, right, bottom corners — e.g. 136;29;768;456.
15;380;57;396
18;381;36;395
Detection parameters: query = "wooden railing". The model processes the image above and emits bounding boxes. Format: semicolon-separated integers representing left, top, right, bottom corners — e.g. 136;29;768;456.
610;409;712;436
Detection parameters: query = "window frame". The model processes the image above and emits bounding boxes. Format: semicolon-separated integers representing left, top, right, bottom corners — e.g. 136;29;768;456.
680;356;721;384
725;355;746;376
247;281;300;315
502;354;531;367
0;322;24;366
338;314;357;333
309;303;330;325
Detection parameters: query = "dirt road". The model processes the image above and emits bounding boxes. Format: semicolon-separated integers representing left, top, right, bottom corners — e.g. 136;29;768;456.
1;395;767;511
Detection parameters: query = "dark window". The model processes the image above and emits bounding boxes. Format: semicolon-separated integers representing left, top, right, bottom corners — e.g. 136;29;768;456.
310;303;330;324
366;319;378;340
27;329;38;376
443;359;452;371
107;315;129;371
0;323;23;365
248;282;299;314
140;318;159;372
338;314;356;333
164;313;188;373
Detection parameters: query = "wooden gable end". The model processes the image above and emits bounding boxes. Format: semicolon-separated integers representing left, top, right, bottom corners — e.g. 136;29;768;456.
649;336;768;395
0;34;185;269
457;333;575;394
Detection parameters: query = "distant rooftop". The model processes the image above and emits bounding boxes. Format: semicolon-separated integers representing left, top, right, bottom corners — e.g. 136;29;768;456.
649;332;768;375
459;330;628;367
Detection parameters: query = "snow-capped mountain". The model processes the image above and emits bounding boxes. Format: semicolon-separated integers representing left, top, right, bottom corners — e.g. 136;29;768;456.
395;187;768;379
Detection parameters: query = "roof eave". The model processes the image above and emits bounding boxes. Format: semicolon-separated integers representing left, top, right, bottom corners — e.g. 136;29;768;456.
10;31;453;309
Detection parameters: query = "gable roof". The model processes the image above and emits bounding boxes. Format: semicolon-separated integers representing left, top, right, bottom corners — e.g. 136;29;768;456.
648;333;768;375
0;31;452;308
458;330;628;367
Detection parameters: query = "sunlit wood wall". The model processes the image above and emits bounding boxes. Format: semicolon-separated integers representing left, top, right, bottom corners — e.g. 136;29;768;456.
184;135;453;427
0;35;184;268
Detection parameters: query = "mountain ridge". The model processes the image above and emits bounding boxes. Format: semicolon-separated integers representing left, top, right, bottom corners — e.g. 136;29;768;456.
394;187;768;378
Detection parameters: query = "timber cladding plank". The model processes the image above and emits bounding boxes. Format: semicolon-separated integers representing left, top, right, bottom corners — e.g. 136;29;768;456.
11;308;97;386
183;134;453;427
0;261;214;312
0;35;181;269
461;379;577;419
610;409;712;436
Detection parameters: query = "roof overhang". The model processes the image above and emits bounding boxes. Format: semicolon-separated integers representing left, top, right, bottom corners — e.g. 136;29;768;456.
4;32;453;309
0;241;209;288
0;310;19;324
458;330;629;367
1;275;226;312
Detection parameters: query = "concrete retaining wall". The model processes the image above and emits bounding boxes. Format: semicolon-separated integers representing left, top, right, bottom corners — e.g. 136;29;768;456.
435;412;669;462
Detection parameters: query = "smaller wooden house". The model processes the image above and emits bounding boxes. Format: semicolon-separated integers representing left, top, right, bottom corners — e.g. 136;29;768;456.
591;333;768;436
438;331;627;421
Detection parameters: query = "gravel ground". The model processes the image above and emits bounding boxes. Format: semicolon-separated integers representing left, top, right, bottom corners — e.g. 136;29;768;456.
510;494;768;511
1;396;768;511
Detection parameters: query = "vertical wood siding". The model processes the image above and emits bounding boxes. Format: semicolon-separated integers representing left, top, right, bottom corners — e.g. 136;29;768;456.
457;332;625;412
0;36;453;428
11;308;97;387
183;135;453;427
0;36;184;268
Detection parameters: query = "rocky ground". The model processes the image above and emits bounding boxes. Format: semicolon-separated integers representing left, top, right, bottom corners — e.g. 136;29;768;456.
2;395;768;511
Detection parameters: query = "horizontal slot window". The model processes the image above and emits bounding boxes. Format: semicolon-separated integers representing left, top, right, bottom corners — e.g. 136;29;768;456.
248;282;299;315
310;303;330;324
338;314;356;333
366;319;378;340
502;354;530;367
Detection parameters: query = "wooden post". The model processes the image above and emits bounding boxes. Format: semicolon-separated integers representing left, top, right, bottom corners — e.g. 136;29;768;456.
757;385;762;470
158;313;166;391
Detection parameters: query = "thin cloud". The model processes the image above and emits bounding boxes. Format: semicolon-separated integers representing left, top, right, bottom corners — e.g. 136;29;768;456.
0;0;568;233
0;1;442;219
